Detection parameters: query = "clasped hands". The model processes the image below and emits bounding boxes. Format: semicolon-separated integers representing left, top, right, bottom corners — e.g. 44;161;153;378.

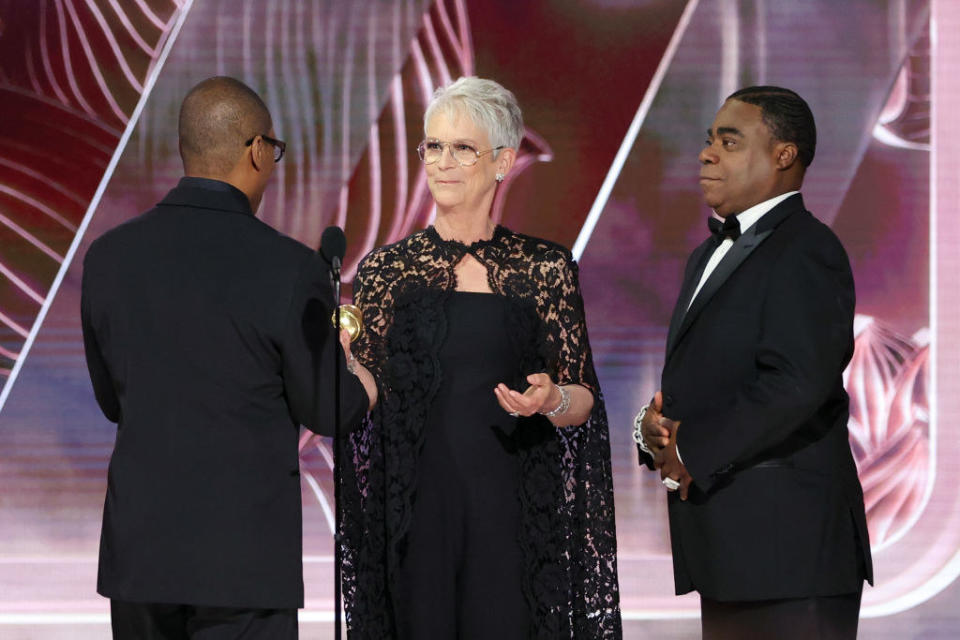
642;391;694;500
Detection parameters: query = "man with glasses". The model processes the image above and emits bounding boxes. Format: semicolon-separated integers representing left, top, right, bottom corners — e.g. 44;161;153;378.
82;76;375;639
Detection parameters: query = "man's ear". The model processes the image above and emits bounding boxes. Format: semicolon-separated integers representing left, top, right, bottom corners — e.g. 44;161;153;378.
774;142;799;171
249;136;266;172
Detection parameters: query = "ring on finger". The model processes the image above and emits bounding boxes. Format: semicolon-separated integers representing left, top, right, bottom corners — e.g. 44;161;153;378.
662;477;681;491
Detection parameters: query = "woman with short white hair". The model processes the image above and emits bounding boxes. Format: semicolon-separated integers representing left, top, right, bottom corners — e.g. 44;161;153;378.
341;76;621;639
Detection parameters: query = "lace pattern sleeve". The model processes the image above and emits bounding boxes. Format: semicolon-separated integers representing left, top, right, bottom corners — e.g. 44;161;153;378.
352;250;392;380
496;234;621;636
529;246;598;394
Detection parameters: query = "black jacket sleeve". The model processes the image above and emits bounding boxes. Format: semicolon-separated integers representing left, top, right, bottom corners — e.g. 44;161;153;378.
281;253;369;436
81;248;121;423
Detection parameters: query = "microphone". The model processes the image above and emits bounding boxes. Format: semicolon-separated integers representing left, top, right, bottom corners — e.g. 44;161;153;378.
320;226;364;343
318;225;350;640
320;226;347;276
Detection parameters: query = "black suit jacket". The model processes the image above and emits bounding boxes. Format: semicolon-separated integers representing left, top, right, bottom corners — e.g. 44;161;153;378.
642;194;873;601
81;177;368;608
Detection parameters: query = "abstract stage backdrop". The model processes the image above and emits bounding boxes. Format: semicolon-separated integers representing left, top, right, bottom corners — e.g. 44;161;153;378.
1;1;958;637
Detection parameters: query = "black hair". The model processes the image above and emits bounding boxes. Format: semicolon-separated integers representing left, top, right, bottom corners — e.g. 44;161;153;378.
727;86;816;168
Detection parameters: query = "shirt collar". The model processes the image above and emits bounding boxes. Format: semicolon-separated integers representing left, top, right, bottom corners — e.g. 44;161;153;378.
179;176;239;193
712;190;800;234
160;177;254;216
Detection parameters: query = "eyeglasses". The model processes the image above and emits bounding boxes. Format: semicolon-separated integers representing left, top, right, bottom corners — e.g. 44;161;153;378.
416;139;504;167
245;134;287;162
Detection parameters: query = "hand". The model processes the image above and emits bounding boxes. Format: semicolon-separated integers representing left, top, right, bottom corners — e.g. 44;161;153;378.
641;391;673;455
494;373;559;418
654;422;694;501
339;329;378;411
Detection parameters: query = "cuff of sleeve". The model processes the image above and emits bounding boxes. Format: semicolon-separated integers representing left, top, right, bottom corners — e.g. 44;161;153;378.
637;445;656;470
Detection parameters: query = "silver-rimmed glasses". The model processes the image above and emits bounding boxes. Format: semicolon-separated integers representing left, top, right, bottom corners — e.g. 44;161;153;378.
416;139;504;167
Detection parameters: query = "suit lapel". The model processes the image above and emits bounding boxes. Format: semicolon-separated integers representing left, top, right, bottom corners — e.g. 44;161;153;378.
665;240;715;357
665;194;806;362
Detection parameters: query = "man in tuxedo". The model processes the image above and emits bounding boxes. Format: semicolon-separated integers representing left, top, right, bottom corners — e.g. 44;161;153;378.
636;86;873;639
82;77;376;639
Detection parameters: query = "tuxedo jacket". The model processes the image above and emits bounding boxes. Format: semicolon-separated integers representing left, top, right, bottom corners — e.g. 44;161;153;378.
81;177;368;609
642;194;873;601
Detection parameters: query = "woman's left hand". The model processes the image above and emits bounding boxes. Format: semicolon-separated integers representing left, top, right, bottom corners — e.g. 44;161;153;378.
494;373;560;417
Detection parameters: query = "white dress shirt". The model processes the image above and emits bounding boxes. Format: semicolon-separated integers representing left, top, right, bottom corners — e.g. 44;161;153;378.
688;191;799;309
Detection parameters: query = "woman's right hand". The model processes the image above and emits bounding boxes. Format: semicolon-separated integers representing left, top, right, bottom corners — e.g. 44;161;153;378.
340;329;378;411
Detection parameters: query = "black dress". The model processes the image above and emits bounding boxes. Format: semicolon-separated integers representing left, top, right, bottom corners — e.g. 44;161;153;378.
342;226;621;639
394;291;527;638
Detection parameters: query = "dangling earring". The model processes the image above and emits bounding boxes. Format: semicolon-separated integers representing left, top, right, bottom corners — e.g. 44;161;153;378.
495;173;505;183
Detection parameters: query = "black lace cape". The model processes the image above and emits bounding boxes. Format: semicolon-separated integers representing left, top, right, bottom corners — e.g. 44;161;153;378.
342;225;621;638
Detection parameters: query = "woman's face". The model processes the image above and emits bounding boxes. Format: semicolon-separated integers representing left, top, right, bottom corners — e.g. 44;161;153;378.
423;108;502;214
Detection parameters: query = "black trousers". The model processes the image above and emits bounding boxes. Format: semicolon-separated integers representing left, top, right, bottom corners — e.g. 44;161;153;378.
700;587;863;640
110;600;298;640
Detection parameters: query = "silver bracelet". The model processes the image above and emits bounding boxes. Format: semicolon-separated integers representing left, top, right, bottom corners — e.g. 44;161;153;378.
633;404;652;454
346;354;358;375
540;383;570;418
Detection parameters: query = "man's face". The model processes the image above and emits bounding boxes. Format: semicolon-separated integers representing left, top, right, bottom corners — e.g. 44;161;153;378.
698;99;780;218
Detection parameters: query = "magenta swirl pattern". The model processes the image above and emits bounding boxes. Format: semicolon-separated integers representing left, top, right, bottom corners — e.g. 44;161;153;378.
0;0;184;380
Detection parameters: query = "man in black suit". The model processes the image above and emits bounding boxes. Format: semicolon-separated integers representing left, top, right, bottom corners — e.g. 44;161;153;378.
82;77;376;639
636;86;873;639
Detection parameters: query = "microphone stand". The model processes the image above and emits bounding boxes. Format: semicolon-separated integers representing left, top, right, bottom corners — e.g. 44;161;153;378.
330;256;344;640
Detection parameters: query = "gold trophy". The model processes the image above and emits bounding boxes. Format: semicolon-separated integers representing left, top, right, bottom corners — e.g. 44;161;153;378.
332;304;364;343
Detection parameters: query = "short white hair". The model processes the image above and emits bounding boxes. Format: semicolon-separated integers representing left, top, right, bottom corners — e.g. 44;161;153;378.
423;76;524;154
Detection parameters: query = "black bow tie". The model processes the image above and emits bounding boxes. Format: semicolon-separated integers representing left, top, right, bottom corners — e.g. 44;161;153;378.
708;216;741;242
